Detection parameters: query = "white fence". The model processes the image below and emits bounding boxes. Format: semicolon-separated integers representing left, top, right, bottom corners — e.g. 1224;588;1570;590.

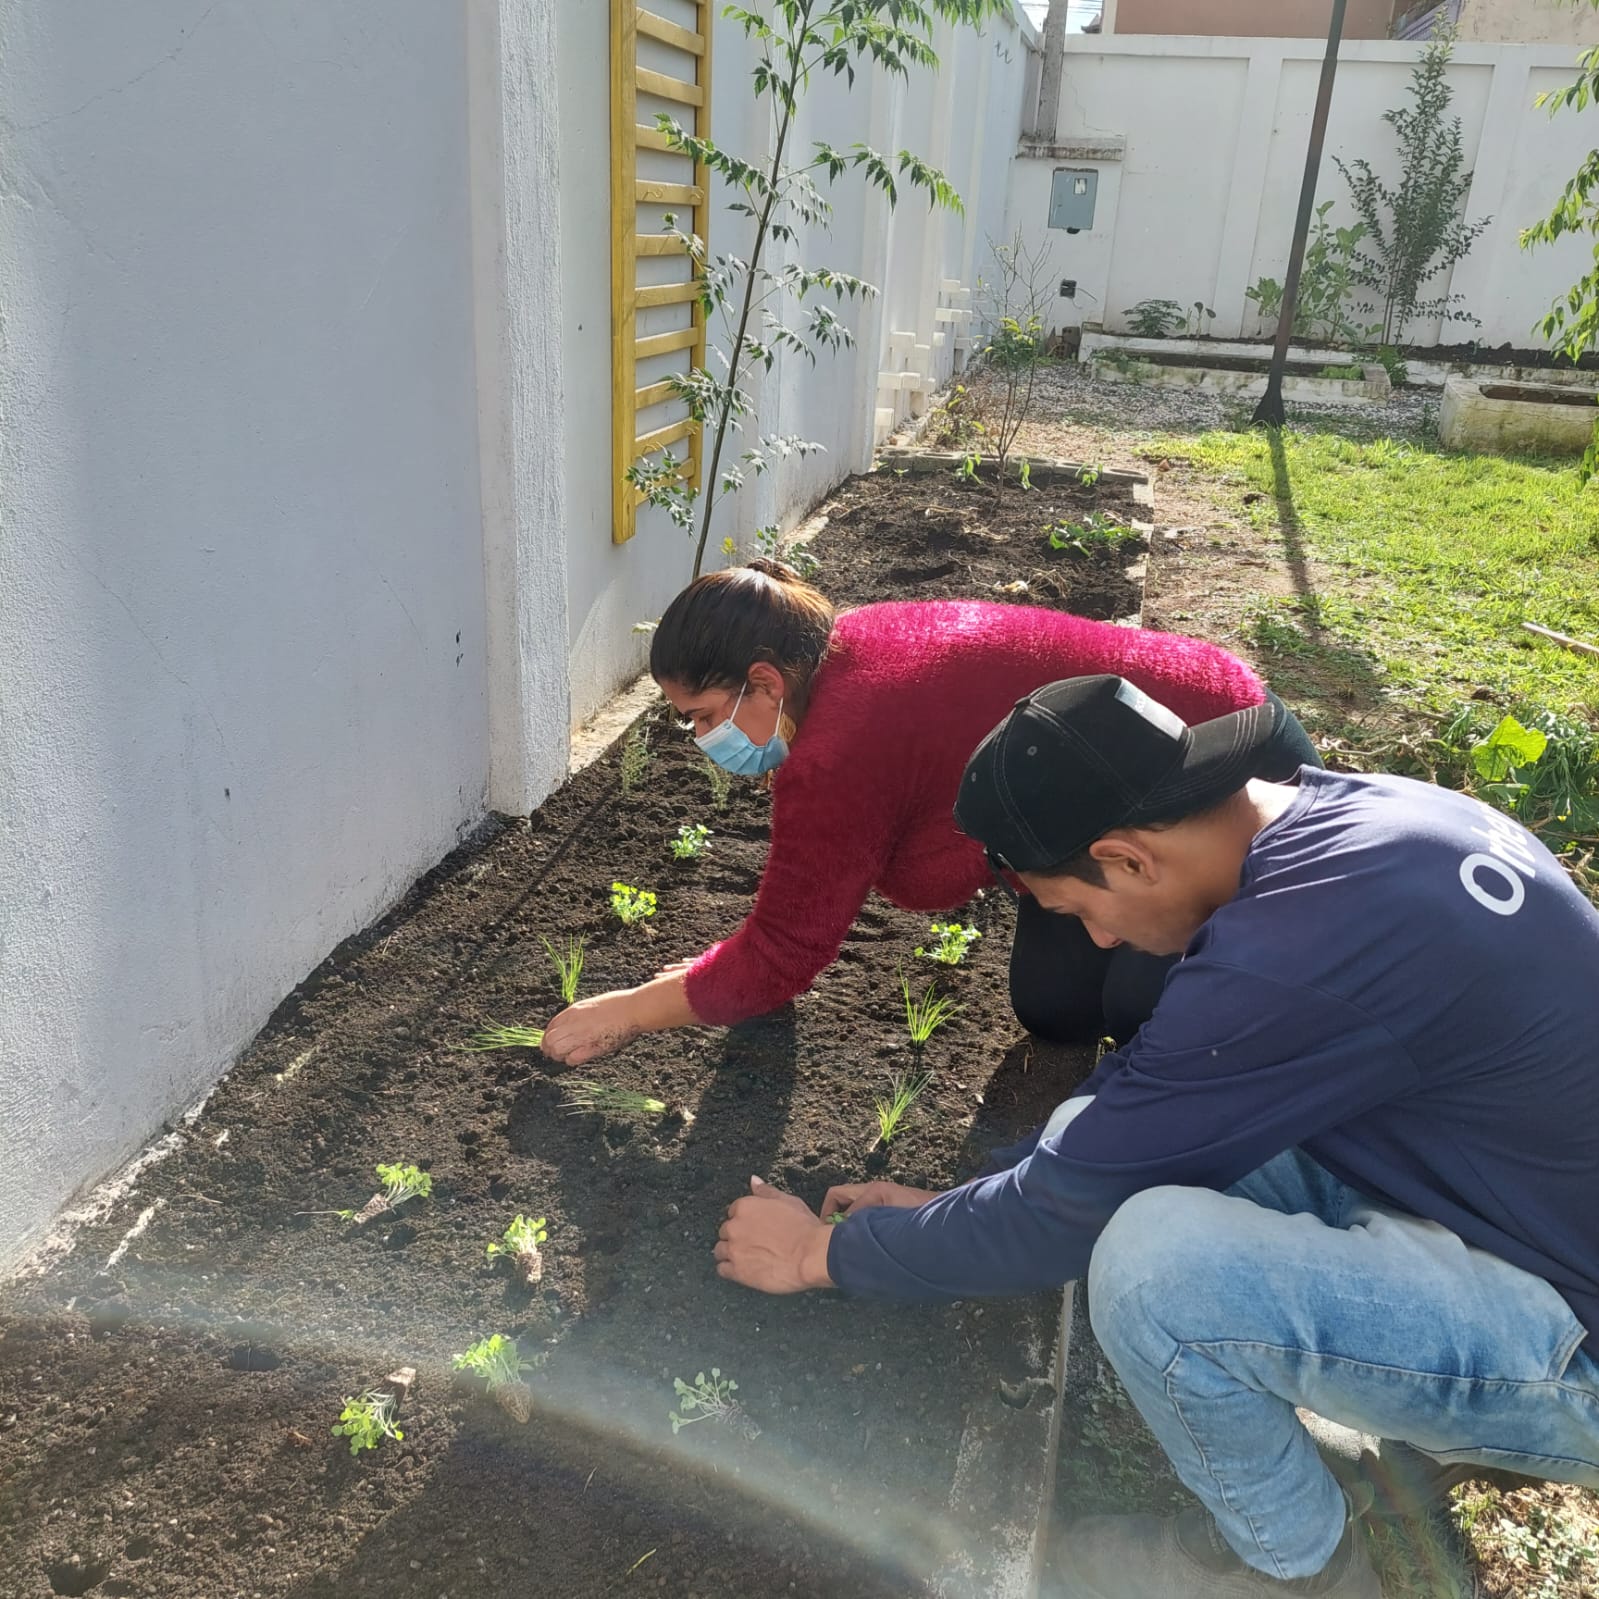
1005;34;1599;348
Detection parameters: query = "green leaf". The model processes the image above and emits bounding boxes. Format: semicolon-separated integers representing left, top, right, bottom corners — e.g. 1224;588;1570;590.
1471;716;1549;782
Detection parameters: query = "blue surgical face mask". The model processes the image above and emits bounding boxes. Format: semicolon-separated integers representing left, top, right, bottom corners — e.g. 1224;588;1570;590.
695;684;789;776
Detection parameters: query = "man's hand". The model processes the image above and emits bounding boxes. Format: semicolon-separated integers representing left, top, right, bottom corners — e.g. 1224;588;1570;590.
820;1180;940;1220
714;1177;834;1294
540;990;644;1066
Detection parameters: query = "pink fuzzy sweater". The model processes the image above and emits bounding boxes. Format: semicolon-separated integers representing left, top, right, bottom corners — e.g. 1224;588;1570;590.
682;600;1266;1026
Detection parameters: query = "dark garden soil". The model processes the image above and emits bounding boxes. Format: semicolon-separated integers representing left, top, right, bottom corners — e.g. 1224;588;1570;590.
0;467;1153;1599
810;466;1146;618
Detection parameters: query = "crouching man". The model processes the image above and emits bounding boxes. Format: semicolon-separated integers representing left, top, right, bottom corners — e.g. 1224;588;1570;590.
713;676;1599;1599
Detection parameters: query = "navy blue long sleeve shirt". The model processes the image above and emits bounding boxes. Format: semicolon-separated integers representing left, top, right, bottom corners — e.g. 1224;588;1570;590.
827;770;1599;1341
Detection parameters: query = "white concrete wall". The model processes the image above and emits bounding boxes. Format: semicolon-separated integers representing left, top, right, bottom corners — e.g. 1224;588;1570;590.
1456;0;1599;45
0;0;494;1268
1005;35;1599;348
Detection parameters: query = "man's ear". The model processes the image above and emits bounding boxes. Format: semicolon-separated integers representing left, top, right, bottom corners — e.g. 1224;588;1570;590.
1088;831;1159;882
745;660;787;701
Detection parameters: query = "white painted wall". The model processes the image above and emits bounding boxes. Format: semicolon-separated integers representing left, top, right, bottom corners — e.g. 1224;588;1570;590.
1005;35;1598;348
0;0;494;1268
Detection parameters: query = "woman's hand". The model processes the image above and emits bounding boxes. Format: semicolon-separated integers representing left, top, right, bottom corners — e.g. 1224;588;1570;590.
540;990;647;1066
819;1180;941;1220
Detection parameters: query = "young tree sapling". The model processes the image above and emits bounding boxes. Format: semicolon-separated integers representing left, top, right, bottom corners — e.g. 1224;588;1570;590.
609;883;658;926
916;922;981;965
486;1214;548;1286
453;1334;536;1424
669;1368;760;1441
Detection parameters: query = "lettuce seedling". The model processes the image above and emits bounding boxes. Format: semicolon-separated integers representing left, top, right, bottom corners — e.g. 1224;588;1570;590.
543;934;586;1004
331;1389;403;1455
463;1025;544;1052
1045;513;1139;555
668;823;712;861
916;922;981;965
486;1214;548;1286
871;1069;932;1150
609;882;657;926
902;976;960;1046
453;1334;535;1424
669;1368;760;1440
334;1162;432;1226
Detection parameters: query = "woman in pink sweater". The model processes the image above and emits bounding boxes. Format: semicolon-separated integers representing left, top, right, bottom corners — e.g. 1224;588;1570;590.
540;562;1316;1066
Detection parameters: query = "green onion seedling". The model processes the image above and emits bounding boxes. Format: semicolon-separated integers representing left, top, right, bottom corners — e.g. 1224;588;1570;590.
561;1081;687;1123
620;727;652;796
668;823;712;861
463;1024;544;1052
902;975;960;1047
331;1389;403;1455
486;1214;548;1286
543;934;586;1004
453;1334;535;1424
669;1368;759;1440
870;1069;932;1151
916;922;981;966
610;882;658;926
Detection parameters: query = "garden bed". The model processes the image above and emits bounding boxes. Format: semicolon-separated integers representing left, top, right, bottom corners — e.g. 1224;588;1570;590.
0;467;1152;1599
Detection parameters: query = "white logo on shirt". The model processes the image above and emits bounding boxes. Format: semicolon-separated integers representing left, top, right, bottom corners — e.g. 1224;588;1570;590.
1458;807;1538;917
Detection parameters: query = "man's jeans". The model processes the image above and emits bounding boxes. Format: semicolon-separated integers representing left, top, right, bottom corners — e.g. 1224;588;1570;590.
1084;1139;1599;1581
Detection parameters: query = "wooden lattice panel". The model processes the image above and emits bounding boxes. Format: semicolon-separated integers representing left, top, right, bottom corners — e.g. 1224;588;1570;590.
611;0;712;544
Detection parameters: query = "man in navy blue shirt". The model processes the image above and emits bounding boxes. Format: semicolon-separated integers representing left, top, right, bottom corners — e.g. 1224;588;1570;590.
715;676;1599;1599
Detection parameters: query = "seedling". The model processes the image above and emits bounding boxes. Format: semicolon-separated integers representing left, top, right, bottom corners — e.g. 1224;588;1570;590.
561;1080;677;1122
609;882;657;926
701;757;733;811
1045;513;1140;555
543;935;586;1003
871;1069;932;1150
331;1389;403;1455
453;1334;535;1424
669;1368;759;1440
668;822;712;861
825;1211;849;1225
620;726;651;796
463;1024;544;1052
955;451;982;483
1077;465;1101;488
720;535;738;567
486;1214;548;1285
916;921;981;966
302;1162;432;1226
902;975;960;1046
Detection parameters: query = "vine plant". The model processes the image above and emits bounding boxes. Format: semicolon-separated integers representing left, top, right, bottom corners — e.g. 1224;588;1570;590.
627;0;1008;578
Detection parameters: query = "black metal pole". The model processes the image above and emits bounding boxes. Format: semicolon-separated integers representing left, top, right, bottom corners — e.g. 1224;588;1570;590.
1253;0;1349;428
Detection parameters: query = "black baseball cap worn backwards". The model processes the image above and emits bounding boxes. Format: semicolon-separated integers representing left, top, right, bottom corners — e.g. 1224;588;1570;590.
954;675;1278;873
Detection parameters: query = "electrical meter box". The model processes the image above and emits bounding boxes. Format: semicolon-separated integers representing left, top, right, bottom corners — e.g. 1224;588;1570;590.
1048;168;1098;232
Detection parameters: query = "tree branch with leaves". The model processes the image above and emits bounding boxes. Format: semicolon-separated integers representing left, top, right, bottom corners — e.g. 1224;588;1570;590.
626;0;1009;578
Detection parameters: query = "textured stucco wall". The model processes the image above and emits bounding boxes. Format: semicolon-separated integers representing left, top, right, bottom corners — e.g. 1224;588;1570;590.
0;1;491;1267
1114;0;1396;36
1457;0;1599;45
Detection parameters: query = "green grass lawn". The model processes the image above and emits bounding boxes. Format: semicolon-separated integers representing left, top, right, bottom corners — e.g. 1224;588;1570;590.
1167;430;1599;720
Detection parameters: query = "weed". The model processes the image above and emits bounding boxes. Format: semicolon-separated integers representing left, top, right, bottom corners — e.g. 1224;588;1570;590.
1046;513;1141;555
925;382;991;454
916;921;981;965
486;1214;548;1285
620;727;651;797
872;1069;932;1148
1453;1486;1599;1599
701;757;733;811
610;882;658;926
670;1368;760;1440
902;974;960;1045
668;823;712;861
453;1334;535;1423
543;935;586;1004
562;1081;670;1121
1372;345;1410;387
331;1389;403;1455
464;1024;545;1051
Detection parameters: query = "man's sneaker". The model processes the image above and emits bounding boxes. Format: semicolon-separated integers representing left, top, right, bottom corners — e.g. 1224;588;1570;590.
1047;1506;1382;1599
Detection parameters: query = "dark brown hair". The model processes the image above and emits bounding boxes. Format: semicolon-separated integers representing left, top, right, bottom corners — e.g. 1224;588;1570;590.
649;559;836;708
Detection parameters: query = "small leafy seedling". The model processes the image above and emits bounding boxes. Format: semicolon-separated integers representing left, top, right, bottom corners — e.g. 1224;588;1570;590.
1077;465;1101;488
668;823;712;861
670;1368;760;1440
453;1334;535;1424
486;1214;548;1286
916;921;981;966
561;1080;688;1123
308;1162;431;1226
701;757;733;811
463;1024;544;1052
331;1389;403;1455
620;726;652;796
543;934;586;1003
1046;513;1139;555
871;1069;932;1151
610;882;658;926
902;975;960;1046
825;1211;849;1225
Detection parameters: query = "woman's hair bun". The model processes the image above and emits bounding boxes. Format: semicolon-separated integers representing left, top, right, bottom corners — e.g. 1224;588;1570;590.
745;556;798;582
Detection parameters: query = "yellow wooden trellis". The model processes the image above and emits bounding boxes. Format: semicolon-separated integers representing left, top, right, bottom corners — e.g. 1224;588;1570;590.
611;0;712;544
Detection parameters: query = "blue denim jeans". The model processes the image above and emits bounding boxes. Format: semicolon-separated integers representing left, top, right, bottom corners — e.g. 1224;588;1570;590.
1084;1140;1599;1581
